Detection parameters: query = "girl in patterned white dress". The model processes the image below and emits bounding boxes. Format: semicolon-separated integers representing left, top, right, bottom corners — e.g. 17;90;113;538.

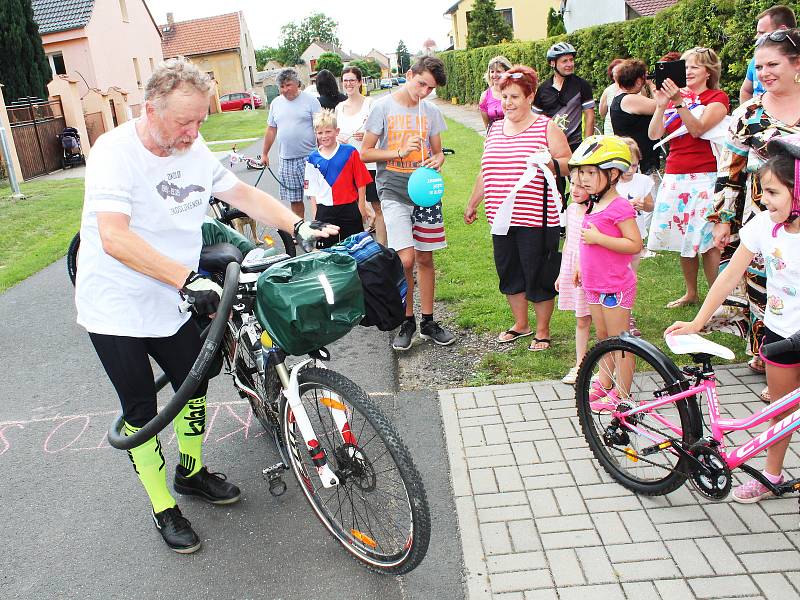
557;173;592;384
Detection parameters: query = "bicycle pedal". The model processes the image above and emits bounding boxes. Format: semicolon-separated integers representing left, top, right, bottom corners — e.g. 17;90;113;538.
263;462;289;497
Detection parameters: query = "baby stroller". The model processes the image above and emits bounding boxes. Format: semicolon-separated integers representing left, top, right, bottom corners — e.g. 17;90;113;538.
57;127;86;169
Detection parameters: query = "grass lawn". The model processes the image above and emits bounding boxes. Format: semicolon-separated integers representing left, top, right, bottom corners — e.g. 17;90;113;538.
0;178;84;292
201;108;267;143
436;118;747;385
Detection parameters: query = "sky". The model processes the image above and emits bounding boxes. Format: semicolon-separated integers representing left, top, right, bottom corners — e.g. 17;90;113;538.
143;0;456;57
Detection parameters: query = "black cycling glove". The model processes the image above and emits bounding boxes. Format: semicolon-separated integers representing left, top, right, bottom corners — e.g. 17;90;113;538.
294;219;332;252
180;271;223;315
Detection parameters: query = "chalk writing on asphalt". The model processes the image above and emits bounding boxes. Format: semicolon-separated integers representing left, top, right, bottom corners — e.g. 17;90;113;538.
0;401;265;457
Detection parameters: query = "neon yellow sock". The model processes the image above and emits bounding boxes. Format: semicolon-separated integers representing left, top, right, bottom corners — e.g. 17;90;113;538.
124;422;176;514
174;396;206;476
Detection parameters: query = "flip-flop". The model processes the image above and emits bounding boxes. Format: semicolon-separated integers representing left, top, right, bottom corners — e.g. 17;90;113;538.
748;357;766;375
528;337;551;352
497;329;533;343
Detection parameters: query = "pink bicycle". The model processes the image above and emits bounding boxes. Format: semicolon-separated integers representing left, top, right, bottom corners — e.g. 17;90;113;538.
576;332;800;502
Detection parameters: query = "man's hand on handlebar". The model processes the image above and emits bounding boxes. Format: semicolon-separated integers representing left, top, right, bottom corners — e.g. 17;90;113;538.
294;219;340;252
180;272;223;315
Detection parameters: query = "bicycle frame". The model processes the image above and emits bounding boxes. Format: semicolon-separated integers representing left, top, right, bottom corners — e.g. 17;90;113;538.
225;282;351;490
617;372;800;470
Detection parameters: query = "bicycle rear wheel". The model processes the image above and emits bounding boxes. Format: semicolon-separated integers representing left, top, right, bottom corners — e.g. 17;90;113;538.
281;367;430;574
67;232;80;286
576;337;699;496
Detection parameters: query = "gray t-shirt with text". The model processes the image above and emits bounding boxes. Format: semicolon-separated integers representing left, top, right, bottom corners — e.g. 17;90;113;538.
267;93;321;159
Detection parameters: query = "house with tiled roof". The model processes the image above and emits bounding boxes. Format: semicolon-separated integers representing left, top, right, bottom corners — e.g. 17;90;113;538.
300;41;353;73
31;0;162;113
160;12;257;97
562;0;679;33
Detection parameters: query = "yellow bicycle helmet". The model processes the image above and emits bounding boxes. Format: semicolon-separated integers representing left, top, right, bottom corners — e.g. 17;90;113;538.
568;135;632;172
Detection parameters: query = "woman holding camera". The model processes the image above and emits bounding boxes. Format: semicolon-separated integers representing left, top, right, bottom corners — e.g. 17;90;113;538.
646;47;730;308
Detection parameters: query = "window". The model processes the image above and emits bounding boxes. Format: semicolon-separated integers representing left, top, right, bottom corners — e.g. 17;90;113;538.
499;8;513;29
133;57;142;88
220;95;231;102
47;52;66;76
119;0;129;22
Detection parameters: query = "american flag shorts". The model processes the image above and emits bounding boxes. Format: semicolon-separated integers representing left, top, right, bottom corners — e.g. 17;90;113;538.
381;197;446;252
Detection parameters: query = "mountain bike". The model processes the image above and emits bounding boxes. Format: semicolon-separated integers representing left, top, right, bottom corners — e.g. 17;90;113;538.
74;237;430;574
575;331;800;509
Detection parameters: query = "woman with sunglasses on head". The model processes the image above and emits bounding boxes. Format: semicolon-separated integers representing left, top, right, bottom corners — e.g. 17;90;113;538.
335;66;385;244
709;29;800;398
647;46;730;309
464;66;571;352
479;56;512;130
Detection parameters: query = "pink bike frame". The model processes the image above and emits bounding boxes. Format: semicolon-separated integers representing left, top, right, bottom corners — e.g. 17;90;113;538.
617;374;800;470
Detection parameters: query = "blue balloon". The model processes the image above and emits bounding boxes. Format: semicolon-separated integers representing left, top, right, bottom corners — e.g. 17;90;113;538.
407;167;445;207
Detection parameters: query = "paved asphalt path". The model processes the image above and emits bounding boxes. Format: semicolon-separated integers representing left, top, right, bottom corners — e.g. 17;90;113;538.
0;139;464;599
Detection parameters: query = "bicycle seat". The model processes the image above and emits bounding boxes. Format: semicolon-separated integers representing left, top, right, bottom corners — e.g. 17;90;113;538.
199;243;243;274
664;333;735;360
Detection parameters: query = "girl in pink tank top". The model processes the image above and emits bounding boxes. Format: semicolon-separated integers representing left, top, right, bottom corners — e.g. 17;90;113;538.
570;135;643;404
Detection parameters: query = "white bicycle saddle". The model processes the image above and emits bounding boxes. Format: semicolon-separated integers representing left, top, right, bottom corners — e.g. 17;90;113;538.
664;333;735;360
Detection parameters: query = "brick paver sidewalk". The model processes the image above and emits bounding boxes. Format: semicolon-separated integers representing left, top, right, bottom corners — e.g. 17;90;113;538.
440;365;800;599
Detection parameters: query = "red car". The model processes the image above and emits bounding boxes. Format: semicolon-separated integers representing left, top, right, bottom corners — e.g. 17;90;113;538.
220;92;263;111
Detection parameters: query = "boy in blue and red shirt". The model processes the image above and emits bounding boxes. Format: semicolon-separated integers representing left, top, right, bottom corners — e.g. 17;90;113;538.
304;109;374;247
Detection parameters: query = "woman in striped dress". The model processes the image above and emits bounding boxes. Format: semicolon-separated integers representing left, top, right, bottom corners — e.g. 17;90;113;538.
464;65;572;351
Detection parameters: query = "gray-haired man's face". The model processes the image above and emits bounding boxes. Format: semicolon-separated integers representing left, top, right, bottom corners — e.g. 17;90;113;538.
280;80;300;100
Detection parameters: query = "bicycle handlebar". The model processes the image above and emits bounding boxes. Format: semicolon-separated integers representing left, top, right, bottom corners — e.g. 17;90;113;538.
761;333;800;360
106;261;241;450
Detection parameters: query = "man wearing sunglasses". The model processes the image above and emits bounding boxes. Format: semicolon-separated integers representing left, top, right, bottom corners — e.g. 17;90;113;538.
740;5;796;104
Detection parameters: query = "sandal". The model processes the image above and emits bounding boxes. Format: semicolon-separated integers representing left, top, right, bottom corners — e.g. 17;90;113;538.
759;386;771;403
497;329;533;343
629;316;641;337
528;337;551;352
748;357;766;375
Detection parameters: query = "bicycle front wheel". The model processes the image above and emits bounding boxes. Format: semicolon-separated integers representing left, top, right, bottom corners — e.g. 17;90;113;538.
576;337;698;496
281;367;430;574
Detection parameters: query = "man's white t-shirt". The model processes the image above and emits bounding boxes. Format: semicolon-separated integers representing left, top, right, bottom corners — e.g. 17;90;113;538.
75;120;239;337
740;210;800;338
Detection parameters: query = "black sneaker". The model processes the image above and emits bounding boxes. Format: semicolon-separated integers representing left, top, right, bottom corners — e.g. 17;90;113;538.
152;506;201;554
174;466;241;505
392;319;416;351
419;320;456;346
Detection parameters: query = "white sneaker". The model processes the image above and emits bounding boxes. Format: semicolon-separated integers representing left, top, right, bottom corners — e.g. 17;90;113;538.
562;367;579;385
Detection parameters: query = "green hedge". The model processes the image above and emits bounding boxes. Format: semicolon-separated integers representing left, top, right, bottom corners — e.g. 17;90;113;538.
438;0;798;106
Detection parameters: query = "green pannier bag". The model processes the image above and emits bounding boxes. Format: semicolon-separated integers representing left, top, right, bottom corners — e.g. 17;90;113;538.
201;217;257;255
255;252;365;356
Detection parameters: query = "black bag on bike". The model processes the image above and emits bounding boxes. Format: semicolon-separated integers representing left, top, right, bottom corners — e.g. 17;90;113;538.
255;253;365;356
322;232;407;331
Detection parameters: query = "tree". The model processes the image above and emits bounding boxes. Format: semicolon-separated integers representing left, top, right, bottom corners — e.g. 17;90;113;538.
546;8;566;37
396;40;411;74
466;0;514;49
255;46;295;69
316;52;343;77
279;12;340;65
0;0;52;101
350;59;381;79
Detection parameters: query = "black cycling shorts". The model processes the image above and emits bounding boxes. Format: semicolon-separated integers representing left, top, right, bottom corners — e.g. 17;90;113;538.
760;327;800;368
89;319;208;427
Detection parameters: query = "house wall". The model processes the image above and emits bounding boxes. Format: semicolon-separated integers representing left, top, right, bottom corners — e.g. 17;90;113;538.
189;51;245;96
39;35;97;100
449;0;560;50
563;0;626;33
238;13;258;90
83;0;163;107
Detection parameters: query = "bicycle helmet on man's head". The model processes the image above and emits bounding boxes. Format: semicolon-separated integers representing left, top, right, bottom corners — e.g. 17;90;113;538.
547;42;577;61
765;133;800;228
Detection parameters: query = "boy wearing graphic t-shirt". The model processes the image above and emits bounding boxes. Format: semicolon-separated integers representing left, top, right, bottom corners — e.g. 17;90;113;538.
304;110;374;248
361;56;455;351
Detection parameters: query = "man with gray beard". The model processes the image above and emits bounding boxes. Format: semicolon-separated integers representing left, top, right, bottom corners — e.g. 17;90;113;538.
75;58;336;553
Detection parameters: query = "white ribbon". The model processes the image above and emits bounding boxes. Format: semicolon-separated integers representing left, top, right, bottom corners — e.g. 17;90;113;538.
653;105;732;160
491;149;560;236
